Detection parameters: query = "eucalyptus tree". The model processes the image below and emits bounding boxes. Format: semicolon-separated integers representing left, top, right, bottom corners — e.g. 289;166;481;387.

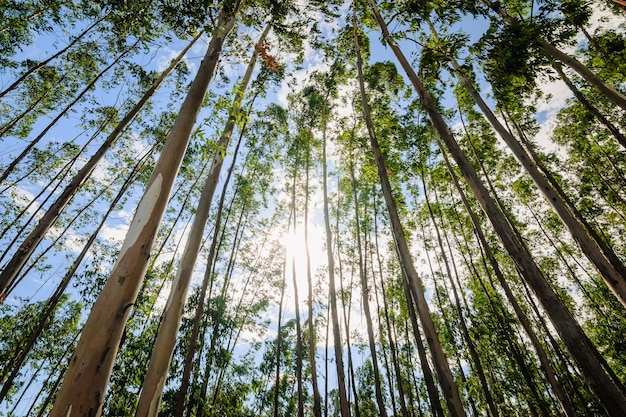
172;104;262;416
0;32;202;303
474;0;626;112
438;145;581;416
0;0;75;68
0;145;155;406
319;71;352;417
367;0;626;414
135;24;270;416
0;15;107;99
0;33;145;183
421;19;626;308
353;5;466;416
49;2;244;415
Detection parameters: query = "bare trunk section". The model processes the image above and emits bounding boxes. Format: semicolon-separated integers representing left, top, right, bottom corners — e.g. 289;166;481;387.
0;31;202;302
367;2;626;413
135;22;261;417
350;160;388;417
173;113;250;416
421;171;500;417
355;5;466;416
373;203;410;417
304;133;323;417
49;9;238;416
321;91;351;417
288;142;305;417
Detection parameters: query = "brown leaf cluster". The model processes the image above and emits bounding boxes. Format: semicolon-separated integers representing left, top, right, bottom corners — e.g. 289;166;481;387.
255;39;280;74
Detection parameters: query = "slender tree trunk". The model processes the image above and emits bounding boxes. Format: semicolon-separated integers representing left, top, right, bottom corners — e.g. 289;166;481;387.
135;22;262;417
0;32;201;302
422;171;501;417
273;240;288;417
321;85;351;417
369;2;626;413
0;150;148;403
172;114;250;417
402;274;445;417
350;160;388;417
289;157;305;417
430;18;626;308
0;38;140;183
324;297;330;417
354;6;466;416
373;203;410;417
304;133;323;417
49;8;239;416
0;16;106;99
552;63;626;148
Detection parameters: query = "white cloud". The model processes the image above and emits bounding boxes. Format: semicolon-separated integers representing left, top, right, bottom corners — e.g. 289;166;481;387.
100;220;129;244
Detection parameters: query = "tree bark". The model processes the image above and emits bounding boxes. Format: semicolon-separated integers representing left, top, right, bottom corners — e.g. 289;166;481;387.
370;1;626;412
321;85;352;417
135;21;261;417
304;131;323;417
49;8;239;416
428;18;626;308
355;6;467;416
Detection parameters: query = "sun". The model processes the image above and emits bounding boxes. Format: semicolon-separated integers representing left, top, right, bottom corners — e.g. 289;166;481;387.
281;223;326;306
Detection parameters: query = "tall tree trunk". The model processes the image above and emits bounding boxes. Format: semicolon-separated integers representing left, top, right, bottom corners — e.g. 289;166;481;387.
273;238;288;417
0;31;201;302
402;274;445;417
373;202;410;417
369;2;626;413
135;22;262;417
304;132;323;417
354;6;466;416
421;171;500;417
349;159;388;417
49;7;240;416
289;156;305;417
172;112;250;416
0;149;149;403
552;63;626;148
321;84;351;417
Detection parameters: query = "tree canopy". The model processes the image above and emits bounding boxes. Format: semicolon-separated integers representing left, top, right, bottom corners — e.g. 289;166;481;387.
1;0;626;416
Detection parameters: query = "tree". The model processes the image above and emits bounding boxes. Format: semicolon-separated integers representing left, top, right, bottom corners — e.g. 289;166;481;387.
49;3;242;415
354;5;466;416
366;1;626;414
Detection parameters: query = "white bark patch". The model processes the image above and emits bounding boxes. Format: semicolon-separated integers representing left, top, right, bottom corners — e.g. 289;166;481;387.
116;174;163;262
